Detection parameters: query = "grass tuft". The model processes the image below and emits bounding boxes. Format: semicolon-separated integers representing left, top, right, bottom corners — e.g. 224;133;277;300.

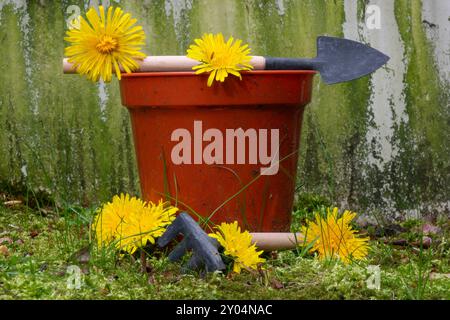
0;202;448;300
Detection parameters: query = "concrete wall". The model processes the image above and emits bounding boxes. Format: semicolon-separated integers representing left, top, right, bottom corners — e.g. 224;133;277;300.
0;0;448;218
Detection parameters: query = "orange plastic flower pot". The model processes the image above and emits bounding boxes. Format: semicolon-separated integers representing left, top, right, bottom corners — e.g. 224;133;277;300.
120;71;315;232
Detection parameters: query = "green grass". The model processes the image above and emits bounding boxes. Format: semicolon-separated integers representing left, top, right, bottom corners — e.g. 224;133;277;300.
0;203;449;300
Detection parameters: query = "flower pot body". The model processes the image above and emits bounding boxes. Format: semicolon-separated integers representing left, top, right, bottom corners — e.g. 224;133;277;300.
120;71;315;232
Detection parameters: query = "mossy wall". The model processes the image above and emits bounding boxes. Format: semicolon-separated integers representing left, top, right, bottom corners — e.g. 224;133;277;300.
0;0;448;217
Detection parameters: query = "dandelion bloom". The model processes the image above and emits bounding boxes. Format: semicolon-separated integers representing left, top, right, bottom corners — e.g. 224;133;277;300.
301;207;369;264
209;221;265;273
65;6;146;82
187;33;253;87
92;194;178;254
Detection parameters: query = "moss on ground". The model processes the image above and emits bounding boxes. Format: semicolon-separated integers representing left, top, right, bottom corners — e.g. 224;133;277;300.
0;203;448;300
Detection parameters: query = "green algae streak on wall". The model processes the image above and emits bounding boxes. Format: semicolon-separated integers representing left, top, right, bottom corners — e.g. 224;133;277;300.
0;0;448;218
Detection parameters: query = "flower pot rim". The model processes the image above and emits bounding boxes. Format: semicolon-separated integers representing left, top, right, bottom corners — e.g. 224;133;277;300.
120;70;317;78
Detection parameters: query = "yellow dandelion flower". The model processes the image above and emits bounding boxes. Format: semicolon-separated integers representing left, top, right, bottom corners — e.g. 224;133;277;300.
209;221;265;273
65;6;146;82
301;207;370;264
187;33;254;87
92;194;178;254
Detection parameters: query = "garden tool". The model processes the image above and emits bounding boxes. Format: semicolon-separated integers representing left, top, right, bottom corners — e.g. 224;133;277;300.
158;213;304;272
157;212;226;273
63;36;390;84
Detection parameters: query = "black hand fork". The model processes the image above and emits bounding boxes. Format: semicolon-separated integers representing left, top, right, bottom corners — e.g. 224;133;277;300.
158;212;225;273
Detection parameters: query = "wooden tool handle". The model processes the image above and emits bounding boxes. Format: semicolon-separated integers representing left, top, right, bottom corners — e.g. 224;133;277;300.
250;232;304;251
63;56;266;73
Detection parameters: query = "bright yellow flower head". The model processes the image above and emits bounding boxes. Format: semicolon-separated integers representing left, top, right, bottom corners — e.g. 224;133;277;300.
65;6;146;82
301;207;370;264
209;221;265;273
187;33;254;87
92;194;178;254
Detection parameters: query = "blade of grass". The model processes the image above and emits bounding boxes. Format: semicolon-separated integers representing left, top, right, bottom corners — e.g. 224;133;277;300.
161;148;171;202
204;149;300;227
153;190;215;232
212;165;249;230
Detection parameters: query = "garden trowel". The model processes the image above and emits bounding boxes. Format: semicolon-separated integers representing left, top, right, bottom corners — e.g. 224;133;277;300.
64;36;390;85
262;36;390;84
